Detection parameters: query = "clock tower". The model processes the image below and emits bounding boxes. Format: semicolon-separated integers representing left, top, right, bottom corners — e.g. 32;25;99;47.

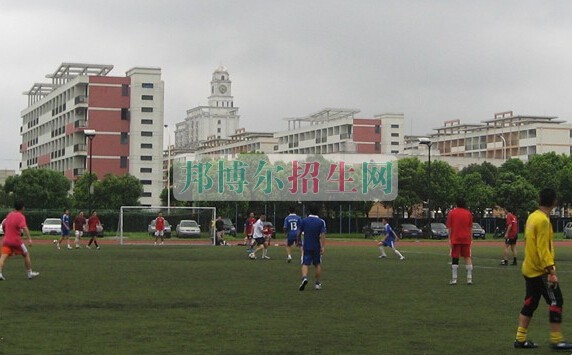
208;65;233;109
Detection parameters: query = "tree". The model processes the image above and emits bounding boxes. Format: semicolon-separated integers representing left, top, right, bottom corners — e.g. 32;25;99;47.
72;173;143;211
494;172;538;217
4;169;71;209
424;160;460;214
459;172;494;216
525;152;568;191
392;157;424;218
459;162;498;186
499;158;527;179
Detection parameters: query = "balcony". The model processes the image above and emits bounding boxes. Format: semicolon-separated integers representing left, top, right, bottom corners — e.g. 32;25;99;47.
73;168;86;176
74;143;87;153
75;120;87;128
75;95;88;105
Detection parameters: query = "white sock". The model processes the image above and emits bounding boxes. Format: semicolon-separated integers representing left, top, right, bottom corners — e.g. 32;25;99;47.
394;249;404;258
379;246;387;256
466;264;473;280
452;264;459;280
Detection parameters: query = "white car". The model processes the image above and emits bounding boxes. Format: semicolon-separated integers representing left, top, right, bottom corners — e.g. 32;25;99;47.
176;220;201;238
42;218;62;235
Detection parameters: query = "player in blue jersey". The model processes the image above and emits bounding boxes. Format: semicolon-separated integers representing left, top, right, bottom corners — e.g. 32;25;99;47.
283;207;302;263
377;218;405;260
297;204;326;291
56;209;72;250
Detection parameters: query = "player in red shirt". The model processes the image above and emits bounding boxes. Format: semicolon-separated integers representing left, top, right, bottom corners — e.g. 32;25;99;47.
244;212;256;251
154;212;166;246
0;200;39;280
501;207;518;266
446;198;473;285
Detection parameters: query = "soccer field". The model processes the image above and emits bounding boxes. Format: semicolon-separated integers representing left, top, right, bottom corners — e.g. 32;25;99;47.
1;241;571;354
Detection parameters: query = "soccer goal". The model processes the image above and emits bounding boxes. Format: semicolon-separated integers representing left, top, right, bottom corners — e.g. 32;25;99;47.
118;206;216;245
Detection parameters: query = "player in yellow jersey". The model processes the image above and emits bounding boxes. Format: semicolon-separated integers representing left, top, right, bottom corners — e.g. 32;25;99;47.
514;188;572;350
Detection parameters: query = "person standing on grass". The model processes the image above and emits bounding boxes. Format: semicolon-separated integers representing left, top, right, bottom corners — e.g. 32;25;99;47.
446;197;473;285
513;188;572;350
154;211;166;246
215;216;225;246
249;213;270;259
500;207;518;266
72;211;86;249
377;218;405;260
86;211;101;250
283;207;302;263
0;200;39;280
298;205;326;291
56;208;72;250
244;212;256;252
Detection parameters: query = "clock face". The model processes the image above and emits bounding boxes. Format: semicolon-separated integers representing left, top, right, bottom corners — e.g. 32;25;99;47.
219;85;227;94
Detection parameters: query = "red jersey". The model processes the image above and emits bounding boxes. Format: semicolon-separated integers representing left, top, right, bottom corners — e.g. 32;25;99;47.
74;215;86;231
87;216;100;232
446;207;473;244
244;217;256;235
155;217;165;231
506;213;518;239
2;210;27;247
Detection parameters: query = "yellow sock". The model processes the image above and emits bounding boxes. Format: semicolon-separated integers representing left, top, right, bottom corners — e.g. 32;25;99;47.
550;331;563;344
516;327;527;342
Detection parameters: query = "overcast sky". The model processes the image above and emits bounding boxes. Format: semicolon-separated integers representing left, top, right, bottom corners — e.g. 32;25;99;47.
1;1;572;171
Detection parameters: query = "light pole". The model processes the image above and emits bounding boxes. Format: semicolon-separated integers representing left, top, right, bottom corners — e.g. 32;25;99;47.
495;133;506;161
419;138;432;221
164;124;171;214
84;129;96;214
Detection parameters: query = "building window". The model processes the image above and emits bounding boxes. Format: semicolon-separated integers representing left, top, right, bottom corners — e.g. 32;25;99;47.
374;142;381;152
141;143;152;149
142;83;154;89
391;141;399;145
141;107;153;113
391;150;399;154
140;180;152;185
141;156;152;161
391;124;400;129
391;133;399;137
120;156;128;168
121;84;129;96
121;108;129;120
120;132;128;144
140;167;152;173
142;192;152;197
528;129;536;138
141;131;153;137
141;95;153;100
374;125;380;133
218;120;221;125
141;119;153;125
217;128;221;133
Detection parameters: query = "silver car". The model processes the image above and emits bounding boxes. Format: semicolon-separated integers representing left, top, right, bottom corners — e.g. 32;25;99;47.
564;222;572;239
176;220;201;238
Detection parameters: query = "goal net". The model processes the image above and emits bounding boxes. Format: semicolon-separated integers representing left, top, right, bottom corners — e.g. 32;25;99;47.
117;206;216;245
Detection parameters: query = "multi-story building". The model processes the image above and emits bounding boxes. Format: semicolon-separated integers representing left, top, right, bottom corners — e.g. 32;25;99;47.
408;111;572;161
274;108;404;155
194;128;278;159
20;63;165;206
174;66;239;150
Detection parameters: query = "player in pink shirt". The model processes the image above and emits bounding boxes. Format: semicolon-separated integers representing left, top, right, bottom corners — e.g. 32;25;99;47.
0;200;39;280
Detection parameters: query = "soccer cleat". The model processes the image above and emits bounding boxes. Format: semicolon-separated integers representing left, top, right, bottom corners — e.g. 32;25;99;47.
67;245;72;250
86;245;91;249
379;255;387;259
550;341;572;350
399;257;405;260
315;283;322;290
467;279;473;285
96;246;100;250
263;255;271;260
299;278;308;291
514;340;538;349
27;271;39;279
449;279;457;285
0;273;5;281
512;260;518;266
75;245;80;249
500;260;508;265
287;256;292;263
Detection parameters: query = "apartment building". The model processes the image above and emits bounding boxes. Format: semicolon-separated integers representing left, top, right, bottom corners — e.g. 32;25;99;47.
20;63;165;206
418;111;572;161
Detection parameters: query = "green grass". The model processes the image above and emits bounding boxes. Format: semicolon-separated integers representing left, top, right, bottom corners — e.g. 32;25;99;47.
1;242;571;354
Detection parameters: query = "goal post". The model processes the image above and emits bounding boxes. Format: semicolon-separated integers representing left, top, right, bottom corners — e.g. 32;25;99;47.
118;206;216;245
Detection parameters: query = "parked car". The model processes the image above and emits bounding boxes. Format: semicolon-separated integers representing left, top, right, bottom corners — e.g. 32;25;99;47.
148;219;172;238
423;222;449;239
222;218;237;237
42;218;62;235
397;223;423;239
262;221;276;238
472;223;486;240
176;220;201;238
564;222;572;239
362;222;385;238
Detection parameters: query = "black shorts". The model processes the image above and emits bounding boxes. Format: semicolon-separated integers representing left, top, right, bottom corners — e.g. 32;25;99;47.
254;237;266;246
505;238;517;245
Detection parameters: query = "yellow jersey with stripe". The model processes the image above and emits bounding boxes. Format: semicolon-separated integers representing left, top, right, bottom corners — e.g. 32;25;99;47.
522;209;555;278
